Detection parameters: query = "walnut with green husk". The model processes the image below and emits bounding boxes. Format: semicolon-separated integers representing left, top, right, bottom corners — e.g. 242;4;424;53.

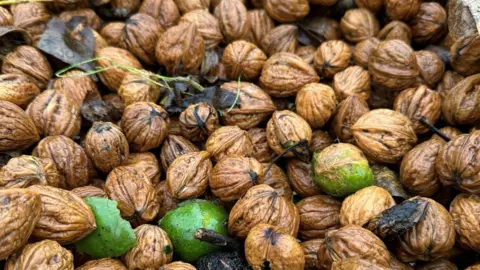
340;8;379;43
331;96;370;144
314;40;352;79
248;128;276;163
0;74;40;108
179;102;219;142
160;135;199;171
287;159;320;198
295;83;337;129
377;20;412;44
206;125;253;161
0;155;60;189
262;163;293;200
297;195;341;239
261;24;298;56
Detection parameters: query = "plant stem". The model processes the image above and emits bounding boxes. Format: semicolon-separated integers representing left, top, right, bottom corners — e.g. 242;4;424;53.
227;75;241;113
194;228;242;253
419;117;451;142
264;139;309;175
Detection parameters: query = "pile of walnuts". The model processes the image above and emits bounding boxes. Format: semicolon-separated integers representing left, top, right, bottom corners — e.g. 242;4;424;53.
0;0;479;269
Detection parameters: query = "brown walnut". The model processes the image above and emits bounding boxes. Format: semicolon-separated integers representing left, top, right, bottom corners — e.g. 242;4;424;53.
262;24;298;56
139;0;180;29
96;47;143;91
160;135;199;171
287;159;321;198
354;0;383;13
77;258;127;270
436;71;465;99
118;71;162;106
103;93;125;122
6;240;73;269
431;126;461;142
340;8;379;43
450;194;480;252
214;0;249;43
264;0;309;23
0;74;39;108
174;0;209;14
296;45;316;66
0;7;12;26
410;3;447;45
122;152;161;185
54;70;98;109
155;181;177;218
71;186;107;199
297;195;341;239
310;130;334;154
205;125;254;161
179;9;223;50
450;34;480;76
11;3;50;44
353;37;379;68
332;258;389;270
333;65;371;101
296;83;337;129
310;0;336;5
416;259;458;270
246;9;275;47
442;74;480;126
330;96;370;144
262;163;293;200
301;239;323;270
314;40;352;79
248;128;276;163
221;40;266;81
179;102;219;142
415;50;445;88
0;155;60;189
59;8;102;31
385;0;421;21
160;262;196;270
100;22;124;47
377;21;412;44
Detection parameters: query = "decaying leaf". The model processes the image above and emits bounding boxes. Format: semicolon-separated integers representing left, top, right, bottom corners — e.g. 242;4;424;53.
372;165;410;200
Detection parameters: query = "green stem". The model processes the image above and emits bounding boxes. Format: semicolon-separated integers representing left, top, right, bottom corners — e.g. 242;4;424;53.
227;76;241;113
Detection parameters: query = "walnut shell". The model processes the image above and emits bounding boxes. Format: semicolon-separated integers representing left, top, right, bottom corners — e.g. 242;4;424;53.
93;30;108;54
354;0;383;13
85;122;129;174
301;239;323;270
245;223;305;270
262;24;298;56
287;159;321;198
122;152;161;185
415;50;445;88
118;71;161;106
377;21;412;44
0;155;60;189
310;130;333;154
160;262;196;270
77;258;126;270
450;34;480;76
353;37;380;68
266;110;313;157
333;66;371;101
139;0;180;30
352;109;417;164
2;46;52;90
28;185;96;244
296;83;337;129
210;156;264;201
166;151;212;200
228;184;299;238
296;45;316;66
179;102;219;142
262;163;293;200
385;0;421;21
467;265;480;270
297;195;341;239
393;85;442;134
205;125;254;161
71;186;107;199
11;3;50;44
59;8;102;31
103;93;125;122
160;135;199;171
221;40;266;81
179;9;223;50
368;40;419;91
220;82;276;129
33;135;89;190
6;240;73;270
314;40;352;79
450;194;480;252
249;128;275;163
0;189;41;260
0;101;39;152
54;70;98;109
100;22;124;47
155;181;177;218
340;8;379;43
260;52;319;97
340;186;395;227
431;126;461;142
96;47;143;91
26;90;81;138
331;96;369;144
264;0;309;23
214;0;249;43
246;9;275;47
436;71;465;99
416;259;458;270
436;131;480;194
0;6;12;26
442;74;480;126
124;225;173;269
409;3;447;45
155;22;204;75
331;258;389;270
105;166;159;223
174;0;209;14
0;73;40;108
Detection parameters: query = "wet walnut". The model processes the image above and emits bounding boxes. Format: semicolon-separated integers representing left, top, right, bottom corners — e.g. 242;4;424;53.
262;163;293;200
330;95;370;143
122;152;161;185
0;74;40;108
377;21;412;44
2;46;52;90
71;186;107;199
96;47;143;91
264;0;309;22
385;0;421;21
355;0;383;13
314;40;352;79
26;90;81;138
409;3;447;45
85;122;129;174
340;8;379;43
340;186;395;227
210;156;264;201
11;3;50;44
296;83;337;129
287;159;321;198
0;155;60;189
0;7;12;26
77;258;127;270
246;9;275;47
0;189;41;260
221;40;266;81
28;185;97;244
333;66;371;101
54;70;98;109
118;71;162;106
297;195;341;239
450;34;480;76
160;135;199;171
6;240;73;269
214;0;249;43
436;131;480;194
229;184;299;238
450;194;480;252
352;109;417;164
100;22;124;47
353;37;379;68
155;22;204;75
205;125;253;161
245;224;305;270
368;40;419;91
124;225;173;269
166;151;212;200
174;0;209;14
301;239;323;270
155;181;177;218
262;24;298;56
442;74;480;126
248;128;276;163
106;166;159;223
220;82;276;129
296;45;316;66
394;85;442;134
179;102;219;142
436;71;465;99
415;51;445;88
139;0;180;30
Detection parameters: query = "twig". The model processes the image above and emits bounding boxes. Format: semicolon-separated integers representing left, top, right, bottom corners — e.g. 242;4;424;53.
194;228;242;253
265;139;309;175
419;117;451;142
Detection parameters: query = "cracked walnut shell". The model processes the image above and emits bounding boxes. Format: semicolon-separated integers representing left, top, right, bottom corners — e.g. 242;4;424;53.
340;8;379;43
314;40;352;79
0;155;60;189
261;24;298;56
450;194;480;252
0;101;39;152
6;240;73;270
333;65;370;101
0;73;40;108
214;0;249;43
296;83;337;129
179;9;223;50
221;40;266;81
179;102;219;142
205;125;253;162
331;96;370;144
297;195;341;239
264;0;309;23
96;47;143;91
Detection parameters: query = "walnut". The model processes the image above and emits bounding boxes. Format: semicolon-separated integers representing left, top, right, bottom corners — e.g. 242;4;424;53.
436;71;465;99
118;71;162;106
246;9;275;47
368;40;419;91
245;224;305;270
354;0;383;13
295;83;337;129
450;194;480;252
260;52;319;97
416;259;458;270
264;0;309;22
159;135;199;171
330;96;368;144
0;7;12;26
96;47;143;91
220;82;276;129
409;3;447;45
310;0;336;6
385;0;421;21
100;22;124;47
352;109;417;164
33;135;90;190
442;74;480;126
6;240;73;269
297;195;341;239
415;50;445;88
340;186;395;227
47;0;88;11
59;8;102;31
155;22;204;75
377;21;412;44
77;258;126;270
314;40;352;79
101;0;141;19
179;9;223;49
174;0;209;14
71;186;107;198
262;163;293;200
85;122;129;174
221;40;266;81
155;181;177;218
160;262;196;270
54;70;98;109
0;155;60;189
450;34;480;76
179;102;218;142
301;239;323;270
11;3;50;44
248;128;275;163
431;126;461;142
0;73;40;108
332;258;390;270
214;0;249;43
333;66;370;101
340;8;379;43
296;45;316;66
103;93;125;122
122;152;161;185
228;184;300;238
139;0;180;29
287;159;321;198
353;37;379;68
262;24;298;56
2;45;52;90
93;30;108;53
205;125;254;161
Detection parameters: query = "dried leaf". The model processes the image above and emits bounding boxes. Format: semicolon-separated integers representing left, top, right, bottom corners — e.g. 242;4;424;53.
372;165;410;200
81;90;112;124
0;26;32;60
